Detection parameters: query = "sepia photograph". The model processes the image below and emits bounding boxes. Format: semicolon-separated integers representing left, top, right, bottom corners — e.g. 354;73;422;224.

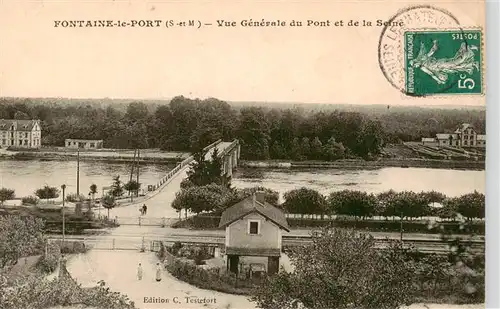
0;1;489;309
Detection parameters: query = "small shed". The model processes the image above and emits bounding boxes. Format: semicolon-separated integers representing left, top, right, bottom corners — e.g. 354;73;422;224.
219;192;289;275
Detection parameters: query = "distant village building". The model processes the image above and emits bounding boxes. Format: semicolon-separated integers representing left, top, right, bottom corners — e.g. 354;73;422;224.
65;139;104;149
0;119;42;149
421;123;486;148
219;192;290;276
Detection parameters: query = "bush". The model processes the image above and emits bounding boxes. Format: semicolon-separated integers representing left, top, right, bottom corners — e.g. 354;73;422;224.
21;195;39;206
66;193;87;203
166;258;251;295
170;241;183;256
37;243;61;273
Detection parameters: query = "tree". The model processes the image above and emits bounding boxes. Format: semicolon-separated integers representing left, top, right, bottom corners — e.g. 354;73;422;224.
186;147;228;187
300;137;311;160
310;136;323;160
0;216;45;268
123;180;141;202
101;194;116;219
34;185;60;203
328;190;377;219
171;184;234;216
389;191;430;220
110;176;124;198
186;149;210;187
322;137;345;161
455;191;485;220
0;188;15;206
89;183;98;209
251;228;415;309
282;188;327;216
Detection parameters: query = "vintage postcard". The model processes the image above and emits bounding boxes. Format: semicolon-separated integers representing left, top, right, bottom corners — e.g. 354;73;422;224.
0;1;487;309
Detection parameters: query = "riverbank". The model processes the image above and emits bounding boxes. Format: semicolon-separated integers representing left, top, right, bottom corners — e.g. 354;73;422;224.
0;147;189;164
240;158;485;170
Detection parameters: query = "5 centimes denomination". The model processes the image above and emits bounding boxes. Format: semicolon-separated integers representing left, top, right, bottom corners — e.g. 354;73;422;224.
378;5;466;95
405;30;482;96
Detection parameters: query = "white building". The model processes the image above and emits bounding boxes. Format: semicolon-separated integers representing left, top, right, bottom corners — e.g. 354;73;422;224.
0;119;42;149
421;123;485;148
65;139;104;149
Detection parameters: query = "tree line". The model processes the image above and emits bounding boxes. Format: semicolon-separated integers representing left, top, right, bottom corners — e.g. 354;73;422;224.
172;184;485;221
0;97;485;160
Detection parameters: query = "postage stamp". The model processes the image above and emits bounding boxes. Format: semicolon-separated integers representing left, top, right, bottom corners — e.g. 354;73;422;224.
404;30;483;96
377;5;485;97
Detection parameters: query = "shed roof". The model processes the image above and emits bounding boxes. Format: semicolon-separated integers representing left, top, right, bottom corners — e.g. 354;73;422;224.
219;194;290;232
225;247;281;257
436;133;458;139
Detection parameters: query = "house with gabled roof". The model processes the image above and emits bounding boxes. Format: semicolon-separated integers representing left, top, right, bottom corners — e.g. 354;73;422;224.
0;119;42;149
219;191;290;275
421;123;485;148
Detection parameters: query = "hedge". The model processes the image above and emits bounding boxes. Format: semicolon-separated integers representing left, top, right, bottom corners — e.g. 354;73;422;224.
172;215;485;235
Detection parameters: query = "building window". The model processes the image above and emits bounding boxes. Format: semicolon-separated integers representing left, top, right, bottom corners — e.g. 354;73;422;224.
25;133;28;138
464;140;468;146
248;220;260;235
90;143;95;148
1;139;4;145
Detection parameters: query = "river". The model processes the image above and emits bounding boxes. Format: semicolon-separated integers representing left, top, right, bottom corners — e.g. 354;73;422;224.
231;167;484;201
0;159;484;200
0;159;174;198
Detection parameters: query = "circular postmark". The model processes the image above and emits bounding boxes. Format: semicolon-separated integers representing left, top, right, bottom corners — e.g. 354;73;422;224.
378;5;466;96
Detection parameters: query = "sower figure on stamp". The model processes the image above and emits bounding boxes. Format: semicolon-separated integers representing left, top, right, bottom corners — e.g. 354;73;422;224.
155;262;162;282
137;263;143;280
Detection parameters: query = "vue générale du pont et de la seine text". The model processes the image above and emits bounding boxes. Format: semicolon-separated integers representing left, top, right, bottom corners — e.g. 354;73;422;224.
52;19;404;28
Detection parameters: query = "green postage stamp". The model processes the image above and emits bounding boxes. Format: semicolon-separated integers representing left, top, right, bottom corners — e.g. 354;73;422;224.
404;30;483;96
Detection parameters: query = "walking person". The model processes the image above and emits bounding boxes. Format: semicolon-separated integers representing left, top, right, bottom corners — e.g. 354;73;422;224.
155;262;162;282
137;263;143;280
143;204;148;215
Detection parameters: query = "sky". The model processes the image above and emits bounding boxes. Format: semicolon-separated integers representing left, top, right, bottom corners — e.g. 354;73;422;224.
0;0;486;106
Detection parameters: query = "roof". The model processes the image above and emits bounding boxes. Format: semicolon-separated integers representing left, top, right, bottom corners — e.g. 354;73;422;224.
65;139;103;142
219;194;290;232
421;138;436;142
477;135;486;141
454;123;475;133
436;133;458;139
0;119;39;132
225;247;281;257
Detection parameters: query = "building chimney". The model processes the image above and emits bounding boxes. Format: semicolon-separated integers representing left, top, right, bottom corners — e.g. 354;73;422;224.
255;191;266;204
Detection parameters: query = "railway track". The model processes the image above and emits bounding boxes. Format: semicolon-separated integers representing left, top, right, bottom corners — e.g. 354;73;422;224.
48;233;484;254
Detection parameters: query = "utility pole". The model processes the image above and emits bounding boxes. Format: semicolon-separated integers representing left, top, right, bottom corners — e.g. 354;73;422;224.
76;149;80;196
136;149;140;196
61;184;66;246
400;211;404;242
130;149;137;182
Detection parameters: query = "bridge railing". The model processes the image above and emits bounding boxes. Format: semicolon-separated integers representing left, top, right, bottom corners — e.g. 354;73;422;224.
218;139;239;158
147;140;222;192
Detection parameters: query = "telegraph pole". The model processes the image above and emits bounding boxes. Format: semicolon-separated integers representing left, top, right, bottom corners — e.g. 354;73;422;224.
61;184;66;245
76;149;80;196
136;149;140;195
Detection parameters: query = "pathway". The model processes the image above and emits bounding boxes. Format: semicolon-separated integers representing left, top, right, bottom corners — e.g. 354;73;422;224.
65;166;256;309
